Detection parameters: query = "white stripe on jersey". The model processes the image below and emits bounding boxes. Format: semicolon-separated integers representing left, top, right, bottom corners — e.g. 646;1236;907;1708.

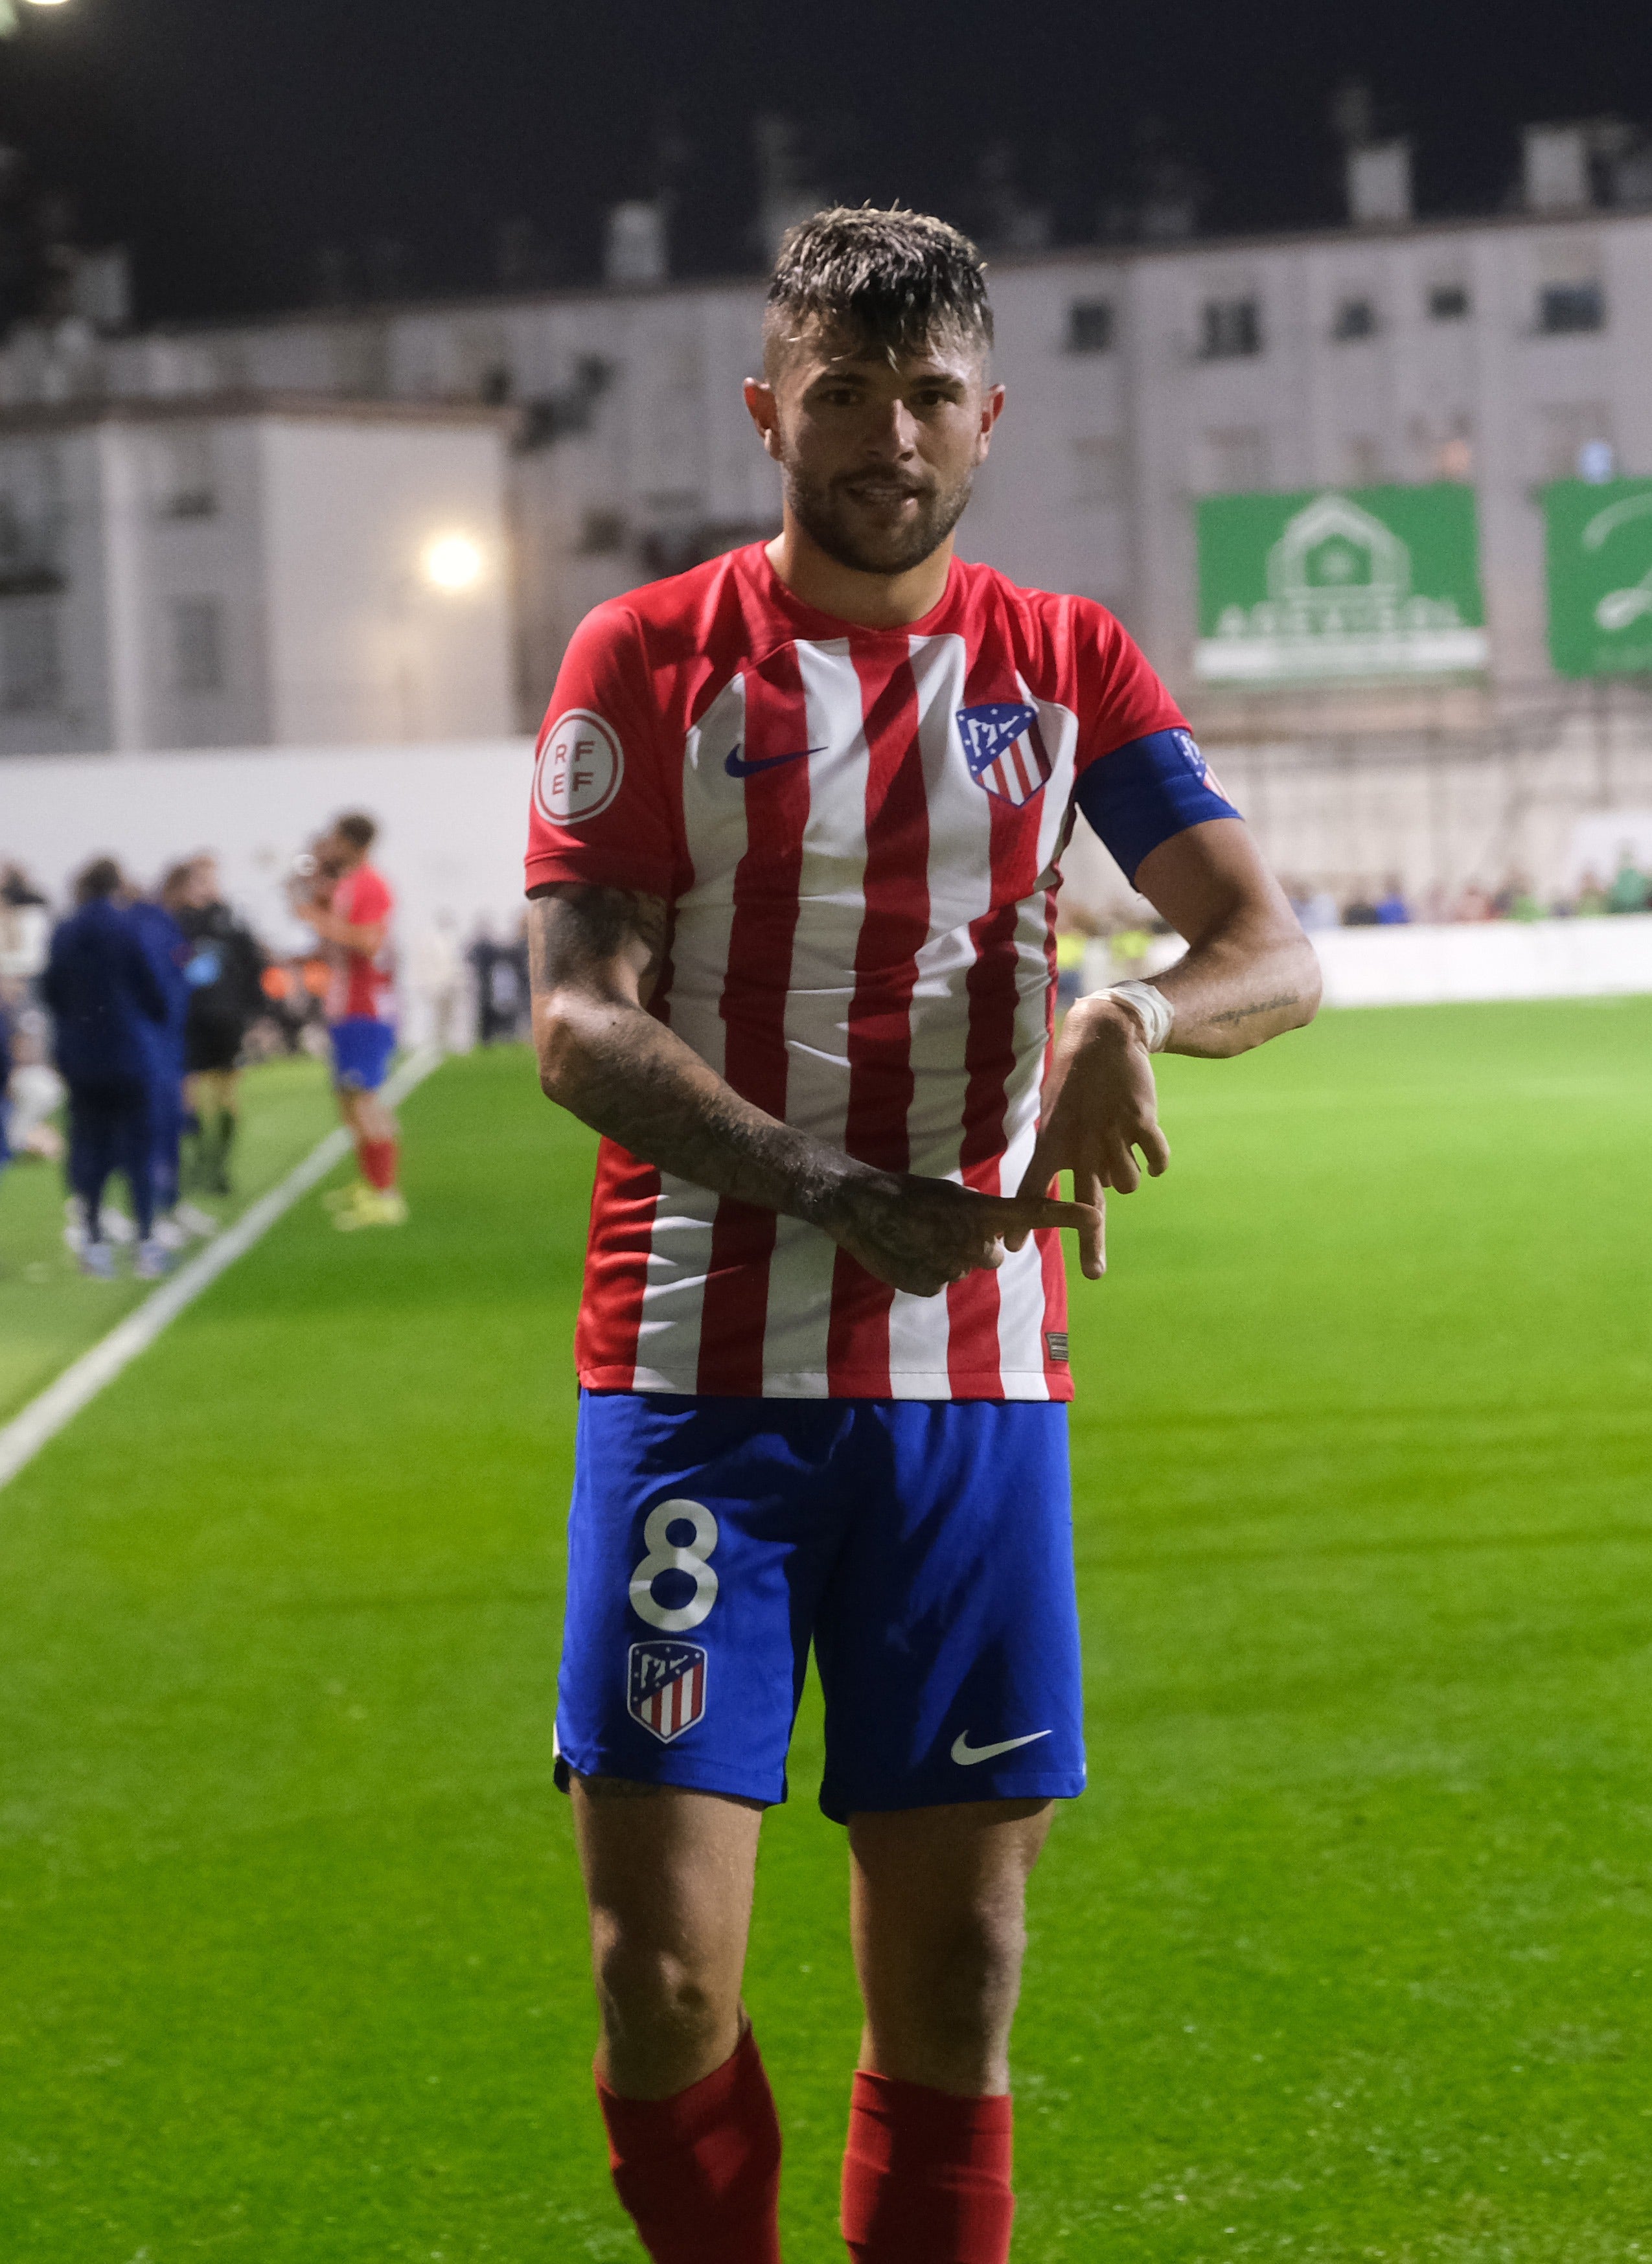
761;637;866;1392
630;672;750;1390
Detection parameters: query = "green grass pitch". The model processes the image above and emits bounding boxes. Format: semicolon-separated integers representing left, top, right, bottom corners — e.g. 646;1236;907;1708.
2;1000;1650;2262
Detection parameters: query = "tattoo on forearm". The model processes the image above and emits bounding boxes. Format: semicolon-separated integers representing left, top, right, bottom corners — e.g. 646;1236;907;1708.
528;884;863;1228
1205;991;1300;1028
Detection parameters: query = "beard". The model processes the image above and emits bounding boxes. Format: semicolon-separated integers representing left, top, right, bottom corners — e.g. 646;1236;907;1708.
780;453;977;578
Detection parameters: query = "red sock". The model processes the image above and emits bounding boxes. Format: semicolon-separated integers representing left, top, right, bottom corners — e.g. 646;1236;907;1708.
842;2071;1015;2264
597;2027;782;2264
358;1136;397;1191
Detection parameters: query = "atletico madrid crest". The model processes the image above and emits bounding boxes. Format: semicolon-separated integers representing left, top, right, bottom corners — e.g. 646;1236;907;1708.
628;1640;709;1743
957;701;1051;808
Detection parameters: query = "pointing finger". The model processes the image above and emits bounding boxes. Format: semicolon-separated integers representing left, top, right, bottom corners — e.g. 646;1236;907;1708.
1081;1178;1107;1279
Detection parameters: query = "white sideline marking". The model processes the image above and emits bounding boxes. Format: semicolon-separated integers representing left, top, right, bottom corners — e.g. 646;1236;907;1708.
0;1047;444;1495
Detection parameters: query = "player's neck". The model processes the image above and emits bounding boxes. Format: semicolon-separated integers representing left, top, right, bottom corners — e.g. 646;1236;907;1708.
764;522;954;630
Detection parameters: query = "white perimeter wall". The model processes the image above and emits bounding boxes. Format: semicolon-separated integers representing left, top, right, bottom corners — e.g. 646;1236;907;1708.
2;740;536;1044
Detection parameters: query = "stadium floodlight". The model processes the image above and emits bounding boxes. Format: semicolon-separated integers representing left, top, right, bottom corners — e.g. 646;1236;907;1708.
420;533;485;593
0;0;70;30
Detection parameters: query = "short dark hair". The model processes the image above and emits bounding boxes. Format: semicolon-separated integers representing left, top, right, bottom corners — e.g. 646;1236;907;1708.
75;856;123;904
334;811;377;852
764;205;992;372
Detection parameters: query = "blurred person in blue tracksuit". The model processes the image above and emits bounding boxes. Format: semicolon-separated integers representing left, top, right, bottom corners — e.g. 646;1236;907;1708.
130;865;216;1252
41;858;169;1280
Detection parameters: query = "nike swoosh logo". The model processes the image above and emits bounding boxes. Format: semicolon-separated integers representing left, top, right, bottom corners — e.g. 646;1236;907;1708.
950;1729;1052;1767
724;743;823;778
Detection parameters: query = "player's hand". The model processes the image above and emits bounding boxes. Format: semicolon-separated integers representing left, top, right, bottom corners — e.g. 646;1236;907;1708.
1010;994;1170;1280
822;1170;1099;1299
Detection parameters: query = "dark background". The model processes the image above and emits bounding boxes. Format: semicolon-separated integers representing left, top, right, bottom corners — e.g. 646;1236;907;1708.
4;0;1651;323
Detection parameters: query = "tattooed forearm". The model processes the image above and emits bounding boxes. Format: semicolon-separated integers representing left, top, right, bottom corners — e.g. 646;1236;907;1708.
1204;991;1302;1028
527;886;872;1228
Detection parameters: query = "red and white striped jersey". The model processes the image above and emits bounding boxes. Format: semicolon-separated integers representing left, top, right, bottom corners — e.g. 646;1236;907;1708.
525;543;1185;1402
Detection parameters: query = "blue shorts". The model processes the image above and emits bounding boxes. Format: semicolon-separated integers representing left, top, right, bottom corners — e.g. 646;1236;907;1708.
556;1391;1086;1823
329;1017;396;1092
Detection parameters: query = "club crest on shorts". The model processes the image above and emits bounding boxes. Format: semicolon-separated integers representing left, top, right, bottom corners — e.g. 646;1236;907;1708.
628;1640;709;1743
957;701;1051;807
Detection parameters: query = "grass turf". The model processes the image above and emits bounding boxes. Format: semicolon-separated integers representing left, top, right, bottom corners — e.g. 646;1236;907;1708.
1;1001;1650;2261
0;1055;338;1425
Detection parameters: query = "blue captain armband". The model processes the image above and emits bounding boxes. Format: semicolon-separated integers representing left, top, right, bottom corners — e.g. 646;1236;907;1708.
1073;728;1241;884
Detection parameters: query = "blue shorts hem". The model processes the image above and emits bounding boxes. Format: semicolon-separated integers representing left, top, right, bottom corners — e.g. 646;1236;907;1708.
329;1017;396;1092
553;1735;786;1809
818;1768;1088;1826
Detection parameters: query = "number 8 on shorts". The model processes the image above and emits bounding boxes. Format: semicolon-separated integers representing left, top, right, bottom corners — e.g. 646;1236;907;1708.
628;1499;720;1634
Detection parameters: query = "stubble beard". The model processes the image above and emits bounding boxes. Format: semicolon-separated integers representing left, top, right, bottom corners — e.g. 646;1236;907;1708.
781;455;977;578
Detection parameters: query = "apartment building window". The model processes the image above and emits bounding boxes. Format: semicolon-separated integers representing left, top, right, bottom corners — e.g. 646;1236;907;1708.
1071;436;1127;507
171;597;225;695
1198;297;1263;360
1537;280;1605;335
1331;297;1377;341
0;600;62;712
1202;426;1270;493
155;429;218;518
1066;299;1115;353
1427;283;1471;321
1536;404;1614;485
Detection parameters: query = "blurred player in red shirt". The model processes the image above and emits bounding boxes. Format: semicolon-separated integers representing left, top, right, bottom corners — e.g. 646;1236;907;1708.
527;210;1320;2263
297;811;406;1228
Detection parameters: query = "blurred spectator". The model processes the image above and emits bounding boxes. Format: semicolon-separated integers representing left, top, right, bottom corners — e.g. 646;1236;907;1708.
130;867;218;1248
0;862;50;986
175;856;266;1195
0;983;11;1187
41;858;168;1280
1108;923;1153;981
1493;872;1543;922
470;918;529;1044
1573;871;1609;917
1342;888;1380;927
1607;851;1650;915
3;1010;64;1161
411;909;465;1051
1298;886;1340;933
1374;877;1411;925
1453;883;1495;922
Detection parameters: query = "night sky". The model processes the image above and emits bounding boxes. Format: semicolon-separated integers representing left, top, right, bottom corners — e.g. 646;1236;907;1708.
3;0;1651;325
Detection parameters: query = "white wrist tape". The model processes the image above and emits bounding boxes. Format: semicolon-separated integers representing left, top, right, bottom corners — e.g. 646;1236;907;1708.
1107;980;1174;1054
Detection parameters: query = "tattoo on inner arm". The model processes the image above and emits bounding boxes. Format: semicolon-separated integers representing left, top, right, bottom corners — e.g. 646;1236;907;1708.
1206;990;1300;1028
527;885;667;999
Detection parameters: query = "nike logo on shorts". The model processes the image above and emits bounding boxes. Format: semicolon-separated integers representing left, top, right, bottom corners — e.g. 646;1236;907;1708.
724;742;822;778
950;1729;1052;1767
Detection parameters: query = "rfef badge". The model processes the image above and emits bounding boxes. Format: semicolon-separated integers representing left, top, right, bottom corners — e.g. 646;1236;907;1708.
628;1640;709;1743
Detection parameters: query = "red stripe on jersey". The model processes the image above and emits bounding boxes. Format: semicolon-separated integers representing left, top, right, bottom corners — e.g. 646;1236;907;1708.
1037;886;1070;1389
827;638;930;1395
945;642;1052;1394
574;1143;663;1387
696;649;812;1393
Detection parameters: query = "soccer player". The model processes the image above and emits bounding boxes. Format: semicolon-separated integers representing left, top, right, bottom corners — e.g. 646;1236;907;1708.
297;812;406;1228
43;858;170;1279
525;209;1320;2264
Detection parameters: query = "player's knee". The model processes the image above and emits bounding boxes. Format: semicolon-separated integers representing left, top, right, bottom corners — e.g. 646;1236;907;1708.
910;1901;1029;2046
591;1930;733;2050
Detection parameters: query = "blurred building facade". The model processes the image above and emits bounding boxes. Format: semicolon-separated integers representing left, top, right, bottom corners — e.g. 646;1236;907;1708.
0;393;515;754
1;119;1650;911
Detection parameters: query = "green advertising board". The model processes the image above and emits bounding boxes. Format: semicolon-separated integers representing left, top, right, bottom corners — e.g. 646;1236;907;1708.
1544;477;1652;678
1195;484;1487;685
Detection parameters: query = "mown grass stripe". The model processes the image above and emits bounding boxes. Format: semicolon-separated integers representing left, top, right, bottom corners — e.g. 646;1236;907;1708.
0;1046;442;1494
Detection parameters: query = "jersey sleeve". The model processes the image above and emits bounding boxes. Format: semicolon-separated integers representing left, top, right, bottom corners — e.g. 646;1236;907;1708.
1070;610;1241;884
524;602;681;901
343;869;393;926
